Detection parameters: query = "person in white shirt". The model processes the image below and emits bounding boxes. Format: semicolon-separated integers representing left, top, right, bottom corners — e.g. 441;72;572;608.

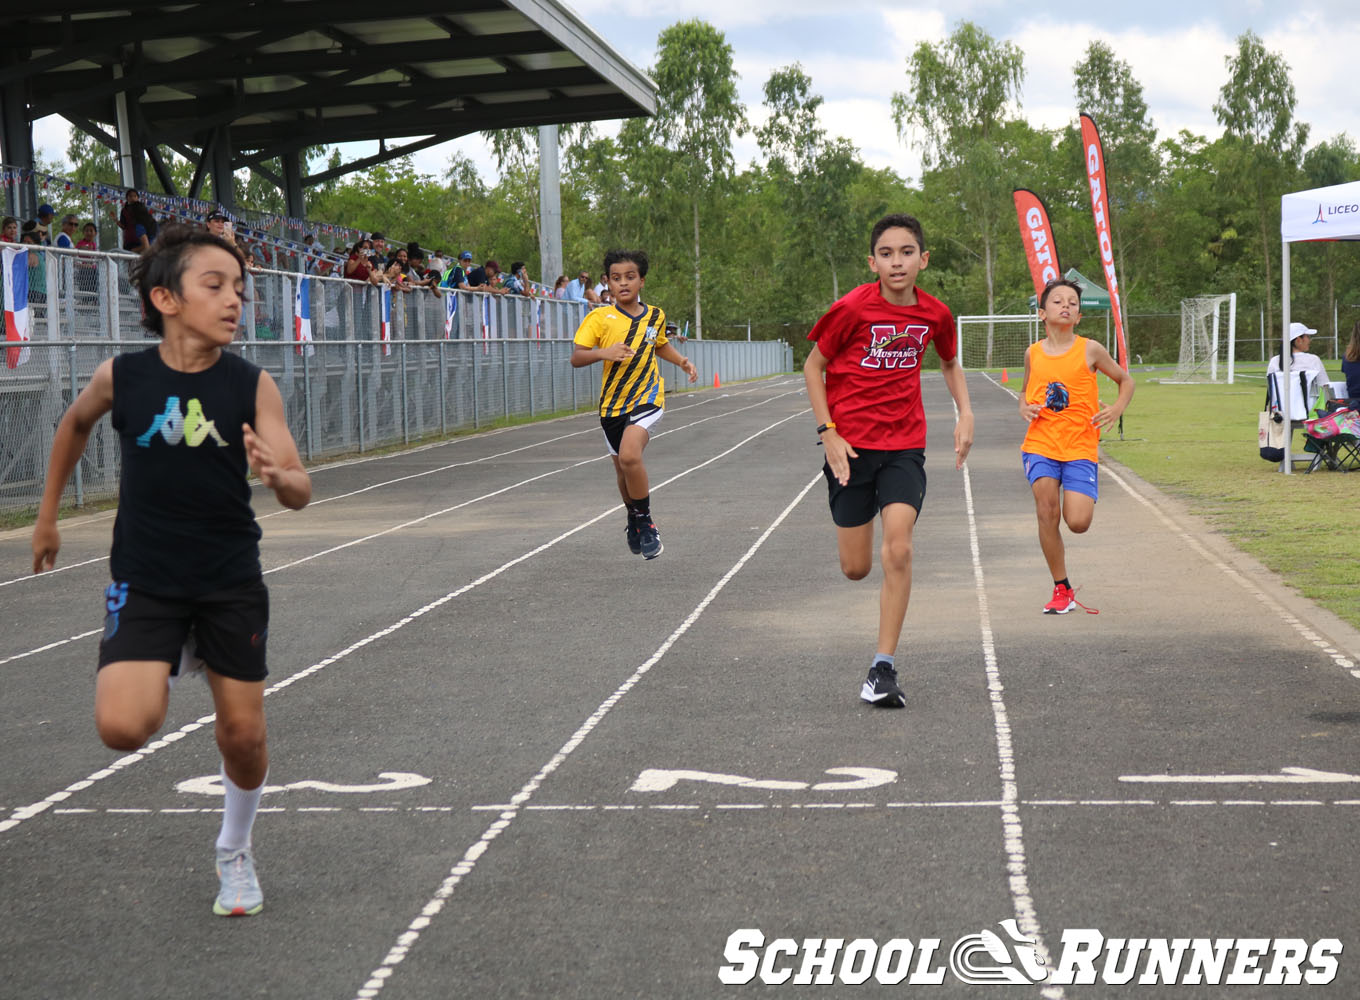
1267;322;1328;381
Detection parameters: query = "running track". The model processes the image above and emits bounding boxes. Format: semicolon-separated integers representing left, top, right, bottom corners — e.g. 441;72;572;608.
3;372;1359;998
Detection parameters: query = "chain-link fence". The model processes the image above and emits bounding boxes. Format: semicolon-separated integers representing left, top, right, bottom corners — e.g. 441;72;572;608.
1;248;793;517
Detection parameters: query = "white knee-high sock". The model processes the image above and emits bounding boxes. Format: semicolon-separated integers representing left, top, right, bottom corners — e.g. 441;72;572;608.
217;766;266;853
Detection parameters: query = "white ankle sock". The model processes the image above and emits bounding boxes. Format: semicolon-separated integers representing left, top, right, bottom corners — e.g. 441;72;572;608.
217;766;266;853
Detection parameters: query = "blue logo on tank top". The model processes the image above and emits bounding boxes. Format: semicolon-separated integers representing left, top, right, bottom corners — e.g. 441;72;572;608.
1044;381;1070;412
136;396;229;448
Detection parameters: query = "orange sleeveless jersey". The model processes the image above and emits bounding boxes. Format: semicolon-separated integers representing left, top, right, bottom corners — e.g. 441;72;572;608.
1021;336;1100;462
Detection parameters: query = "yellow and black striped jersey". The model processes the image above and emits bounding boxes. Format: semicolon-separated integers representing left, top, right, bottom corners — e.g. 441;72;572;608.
573;303;670;417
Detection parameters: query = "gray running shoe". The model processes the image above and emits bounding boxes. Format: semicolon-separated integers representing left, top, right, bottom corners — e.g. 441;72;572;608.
214;847;264;916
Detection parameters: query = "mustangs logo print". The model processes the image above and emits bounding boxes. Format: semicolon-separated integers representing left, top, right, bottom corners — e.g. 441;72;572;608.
860;324;927;370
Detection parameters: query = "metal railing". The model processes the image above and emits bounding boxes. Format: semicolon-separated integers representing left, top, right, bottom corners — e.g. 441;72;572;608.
0;248;793;516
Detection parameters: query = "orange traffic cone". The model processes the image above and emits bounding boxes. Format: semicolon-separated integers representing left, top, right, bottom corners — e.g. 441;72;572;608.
1001;368;1009;383
714;372;721;389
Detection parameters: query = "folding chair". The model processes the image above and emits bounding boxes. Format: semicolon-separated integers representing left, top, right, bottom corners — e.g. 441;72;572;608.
1303;408;1360;473
1266;370;1322;471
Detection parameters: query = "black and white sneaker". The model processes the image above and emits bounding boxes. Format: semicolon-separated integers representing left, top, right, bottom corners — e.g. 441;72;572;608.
625;515;643;555
860;662;906;708
637;518;663;560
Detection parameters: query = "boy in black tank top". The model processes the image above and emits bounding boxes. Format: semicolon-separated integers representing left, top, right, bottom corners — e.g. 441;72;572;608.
31;225;311;917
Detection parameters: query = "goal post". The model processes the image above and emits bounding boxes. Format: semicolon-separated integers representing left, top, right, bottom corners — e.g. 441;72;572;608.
1176;293;1238;383
955;314;1042;370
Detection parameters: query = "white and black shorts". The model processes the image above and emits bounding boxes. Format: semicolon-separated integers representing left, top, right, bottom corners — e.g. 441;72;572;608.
600;405;663;455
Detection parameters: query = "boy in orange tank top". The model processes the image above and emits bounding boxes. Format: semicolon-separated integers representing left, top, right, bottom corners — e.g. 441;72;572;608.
1019;279;1134;613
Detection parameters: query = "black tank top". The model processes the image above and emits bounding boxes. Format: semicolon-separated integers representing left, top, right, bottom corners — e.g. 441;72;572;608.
110;347;263;596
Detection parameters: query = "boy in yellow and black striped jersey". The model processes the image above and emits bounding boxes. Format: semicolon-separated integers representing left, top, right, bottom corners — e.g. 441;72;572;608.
571;249;698;559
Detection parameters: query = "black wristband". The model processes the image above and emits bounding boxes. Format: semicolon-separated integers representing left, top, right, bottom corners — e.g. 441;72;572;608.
816;423;835;435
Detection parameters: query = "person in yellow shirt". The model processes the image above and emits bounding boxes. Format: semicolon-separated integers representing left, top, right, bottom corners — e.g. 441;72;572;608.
1019;278;1134;614
571;249;697;559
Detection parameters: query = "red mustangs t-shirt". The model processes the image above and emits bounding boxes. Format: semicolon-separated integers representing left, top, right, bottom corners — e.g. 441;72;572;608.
807;282;957;450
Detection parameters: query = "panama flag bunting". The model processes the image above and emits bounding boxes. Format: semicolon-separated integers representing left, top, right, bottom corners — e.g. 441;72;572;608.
293;275;315;357
379;287;392;356
3;247;31;369
443;288;457;339
1012;188;1061;302
1079;113;1129;371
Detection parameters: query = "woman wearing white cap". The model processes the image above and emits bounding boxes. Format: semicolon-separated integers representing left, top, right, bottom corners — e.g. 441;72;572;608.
1266;322;1328;381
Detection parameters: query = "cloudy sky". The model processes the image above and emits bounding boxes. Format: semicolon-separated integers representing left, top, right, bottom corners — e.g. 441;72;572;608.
31;0;1358;186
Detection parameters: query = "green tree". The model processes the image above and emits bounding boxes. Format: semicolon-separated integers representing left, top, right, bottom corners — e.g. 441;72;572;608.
892;21;1025;330
1213;31;1309;340
756;64;862;305
647;19;746;338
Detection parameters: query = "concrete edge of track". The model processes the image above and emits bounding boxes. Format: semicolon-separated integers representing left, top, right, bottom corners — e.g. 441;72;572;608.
1100;450;1360;664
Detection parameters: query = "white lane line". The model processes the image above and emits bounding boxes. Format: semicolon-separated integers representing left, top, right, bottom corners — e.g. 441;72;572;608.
0;628;103;668
1101;462;1360;679
0;383;783;590
0;555;106;586
1;388;807;665
961;459;1064;1000
0;410;808;837
38;797;1360;819
348;472;824;1000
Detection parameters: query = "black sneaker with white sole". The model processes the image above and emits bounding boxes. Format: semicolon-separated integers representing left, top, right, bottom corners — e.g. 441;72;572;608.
860;661;906;708
637;518;663;559
625;515;643;555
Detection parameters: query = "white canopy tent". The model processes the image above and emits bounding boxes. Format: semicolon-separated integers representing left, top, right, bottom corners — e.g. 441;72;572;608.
1278;179;1360;473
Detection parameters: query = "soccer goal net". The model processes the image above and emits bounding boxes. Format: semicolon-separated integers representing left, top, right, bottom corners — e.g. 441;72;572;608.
1175;294;1237;382
956;314;1042;370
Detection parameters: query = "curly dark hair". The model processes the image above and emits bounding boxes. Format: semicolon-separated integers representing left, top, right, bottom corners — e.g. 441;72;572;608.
128;223;247;336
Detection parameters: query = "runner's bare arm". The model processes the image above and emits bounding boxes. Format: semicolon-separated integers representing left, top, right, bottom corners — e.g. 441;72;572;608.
247;371;311;510
32;359;115;572
940;355;975;469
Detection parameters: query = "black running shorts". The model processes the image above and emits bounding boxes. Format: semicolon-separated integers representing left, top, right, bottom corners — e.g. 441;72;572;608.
824;447;927;528
97;578;270;682
600;404;663;456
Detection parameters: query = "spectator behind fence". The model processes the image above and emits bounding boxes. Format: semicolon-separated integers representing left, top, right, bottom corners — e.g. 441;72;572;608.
2;216;17;242
1343;321;1360;405
564;270;589;301
467;259;507;295
370;233;388;261
502;262;534;296
552;275;569;298
54;214;79;250
344;240;382;285
33;204;55;245
441;251;473;291
117;190;157;252
75;221;99;293
205;211;228;239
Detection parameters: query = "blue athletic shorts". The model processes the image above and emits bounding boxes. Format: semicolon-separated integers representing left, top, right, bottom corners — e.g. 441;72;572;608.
1021;452;1099;502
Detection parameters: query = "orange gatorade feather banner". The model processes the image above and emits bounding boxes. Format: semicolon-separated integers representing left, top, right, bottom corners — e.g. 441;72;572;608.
1079;113;1129;369
1012;188;1061;302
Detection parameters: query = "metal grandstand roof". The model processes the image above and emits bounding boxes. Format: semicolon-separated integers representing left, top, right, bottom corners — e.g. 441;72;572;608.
2;0;655;171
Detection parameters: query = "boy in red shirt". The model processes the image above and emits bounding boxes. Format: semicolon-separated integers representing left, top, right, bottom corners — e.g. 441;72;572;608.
804;214;974;707
1019;278;1134;614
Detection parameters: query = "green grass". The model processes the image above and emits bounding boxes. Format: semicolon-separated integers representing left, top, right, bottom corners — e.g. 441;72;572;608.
1099;366;1359;630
